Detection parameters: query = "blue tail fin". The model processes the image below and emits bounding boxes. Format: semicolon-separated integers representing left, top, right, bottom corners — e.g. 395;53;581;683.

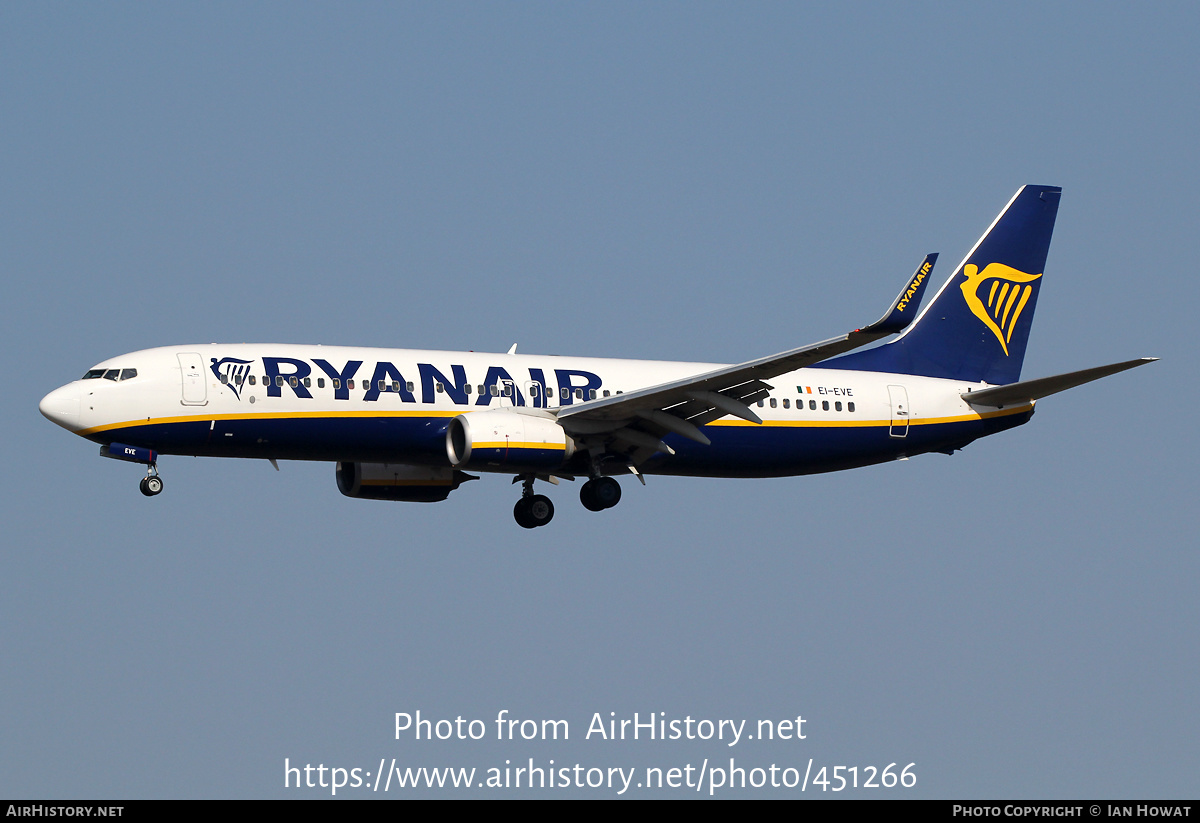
820;185;1061;385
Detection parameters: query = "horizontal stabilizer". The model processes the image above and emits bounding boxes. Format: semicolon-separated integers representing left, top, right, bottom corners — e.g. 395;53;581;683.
962;357;1158;407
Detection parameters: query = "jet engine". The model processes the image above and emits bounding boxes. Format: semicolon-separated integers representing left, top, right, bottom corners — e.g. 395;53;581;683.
446;410;575;471
335;462;476;503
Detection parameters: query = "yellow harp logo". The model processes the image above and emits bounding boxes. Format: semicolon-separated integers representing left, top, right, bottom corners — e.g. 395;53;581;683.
960;262;1043;355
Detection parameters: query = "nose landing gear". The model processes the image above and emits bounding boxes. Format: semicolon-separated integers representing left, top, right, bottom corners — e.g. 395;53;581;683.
139;466;163;497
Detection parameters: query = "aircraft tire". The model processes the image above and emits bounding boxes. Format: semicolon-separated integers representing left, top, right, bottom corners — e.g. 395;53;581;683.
527;494;554;527
514;498;536;529
592;477;621;509
139;476;164;497
580;480;604;512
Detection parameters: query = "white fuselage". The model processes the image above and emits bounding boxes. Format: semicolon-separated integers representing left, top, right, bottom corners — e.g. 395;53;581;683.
40;344;1030;479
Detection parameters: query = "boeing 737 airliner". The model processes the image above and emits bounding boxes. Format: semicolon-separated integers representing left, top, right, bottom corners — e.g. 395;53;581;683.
40;186;1155;527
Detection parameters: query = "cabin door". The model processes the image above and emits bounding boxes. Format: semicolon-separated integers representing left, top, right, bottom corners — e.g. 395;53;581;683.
178;352;208;406
888;384;909;438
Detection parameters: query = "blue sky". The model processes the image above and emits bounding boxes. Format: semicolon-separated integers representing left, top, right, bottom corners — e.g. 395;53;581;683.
3;3;1196;797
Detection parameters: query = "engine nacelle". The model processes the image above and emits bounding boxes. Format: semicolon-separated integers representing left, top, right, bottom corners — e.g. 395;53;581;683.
336;462;476;503
446;410;575;471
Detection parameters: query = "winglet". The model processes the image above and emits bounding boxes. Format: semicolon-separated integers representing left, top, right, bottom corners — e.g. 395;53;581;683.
859;253;938;334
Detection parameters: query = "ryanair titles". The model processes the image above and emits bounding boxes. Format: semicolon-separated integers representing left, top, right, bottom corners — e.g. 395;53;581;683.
210;356;603;409
894;260;932;313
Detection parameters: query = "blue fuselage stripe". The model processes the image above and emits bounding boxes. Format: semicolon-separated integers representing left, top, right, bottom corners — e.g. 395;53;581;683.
88;411;1032;478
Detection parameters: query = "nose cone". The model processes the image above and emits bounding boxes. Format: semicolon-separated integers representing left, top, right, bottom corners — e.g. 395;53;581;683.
40;383;82;431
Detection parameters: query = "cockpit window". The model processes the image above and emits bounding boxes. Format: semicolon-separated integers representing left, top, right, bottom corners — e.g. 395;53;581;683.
82;367;138;381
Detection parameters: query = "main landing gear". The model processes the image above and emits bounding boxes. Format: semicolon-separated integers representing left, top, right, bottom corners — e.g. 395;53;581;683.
514;495;554;529
514;474;554;529
139;465;164;497
512;473;624;528
580;476;621;512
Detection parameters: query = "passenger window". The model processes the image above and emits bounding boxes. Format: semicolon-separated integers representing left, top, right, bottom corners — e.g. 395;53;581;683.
332;378;340;389
504;385;513;397
275;376;284;387
757;399;764;407
848;402;855;412
219;374;228;384
560;387;569;399
436;383;444;393
318;378;325;388
465;384;473;395
378;380;386;391
347;379;355;390
289;376;298;387
835;401;842;411
249;375;257;386
392;381;400;392
491;385;499;397
822;401;829;411
588;389;597;400
769;398;777;408
303;377;311;388
782;399;790;409
478;385;486;395
603;390;610;398
120;368;137;381
406;382;414;392
809;400;816;410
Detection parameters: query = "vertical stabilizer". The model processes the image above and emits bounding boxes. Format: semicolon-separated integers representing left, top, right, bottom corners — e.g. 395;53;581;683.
821;185;1061;385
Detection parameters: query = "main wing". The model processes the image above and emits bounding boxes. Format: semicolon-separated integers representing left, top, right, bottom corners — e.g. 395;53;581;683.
555;254;938;466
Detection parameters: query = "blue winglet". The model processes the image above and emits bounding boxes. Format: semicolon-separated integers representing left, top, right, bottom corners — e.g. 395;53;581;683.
860;253;938;334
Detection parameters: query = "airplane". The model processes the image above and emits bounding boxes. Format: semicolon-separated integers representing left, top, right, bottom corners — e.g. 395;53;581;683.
39;185;1155;528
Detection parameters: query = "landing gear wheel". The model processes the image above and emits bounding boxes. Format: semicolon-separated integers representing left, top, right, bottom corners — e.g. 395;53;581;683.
140;475;163;497
514;494;555;528
527;494;554;526
580;481;603;512
581;477;621;511
593;476;621;509
514;497;535;528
